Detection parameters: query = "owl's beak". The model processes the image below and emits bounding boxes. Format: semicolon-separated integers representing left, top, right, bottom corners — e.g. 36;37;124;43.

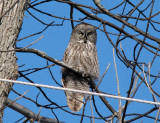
84;35;87;43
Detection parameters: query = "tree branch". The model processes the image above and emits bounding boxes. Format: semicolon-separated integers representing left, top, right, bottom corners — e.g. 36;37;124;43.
92;0;160;44
6;98;63;123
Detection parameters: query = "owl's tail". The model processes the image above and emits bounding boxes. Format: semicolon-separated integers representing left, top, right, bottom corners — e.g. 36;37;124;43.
66;92;84;112
63;79;90;112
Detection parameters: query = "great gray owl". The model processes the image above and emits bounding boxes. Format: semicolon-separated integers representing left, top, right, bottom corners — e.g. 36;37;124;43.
62;23;99;112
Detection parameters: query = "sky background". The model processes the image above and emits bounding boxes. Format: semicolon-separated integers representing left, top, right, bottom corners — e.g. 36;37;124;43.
3;0;160;123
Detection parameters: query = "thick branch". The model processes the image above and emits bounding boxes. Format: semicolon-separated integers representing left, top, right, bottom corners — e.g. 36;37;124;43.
6;98;62;123
16;47;81;75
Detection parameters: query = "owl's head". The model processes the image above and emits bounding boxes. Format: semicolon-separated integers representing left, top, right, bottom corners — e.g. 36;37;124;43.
70;23;97;45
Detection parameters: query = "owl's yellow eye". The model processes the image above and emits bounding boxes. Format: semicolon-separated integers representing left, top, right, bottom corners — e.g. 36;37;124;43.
79;32;83;36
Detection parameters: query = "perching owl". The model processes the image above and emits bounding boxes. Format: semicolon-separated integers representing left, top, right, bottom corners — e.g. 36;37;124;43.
62;23;99;112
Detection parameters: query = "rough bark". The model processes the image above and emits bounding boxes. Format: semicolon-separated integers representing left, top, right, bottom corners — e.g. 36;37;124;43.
0;0;26;122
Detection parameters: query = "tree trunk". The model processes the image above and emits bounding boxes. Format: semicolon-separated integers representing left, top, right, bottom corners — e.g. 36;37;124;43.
0;0;26;122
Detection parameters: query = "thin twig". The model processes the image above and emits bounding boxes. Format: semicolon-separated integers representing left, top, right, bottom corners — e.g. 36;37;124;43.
4;90;29;110
142;64;158;102
32;107;42;123
97;63;110;88
90;96;95;123
155;106;160;123
23;35;44;49
113;48;122;122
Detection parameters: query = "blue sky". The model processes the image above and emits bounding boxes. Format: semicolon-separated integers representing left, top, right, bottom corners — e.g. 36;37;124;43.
3;0;160;122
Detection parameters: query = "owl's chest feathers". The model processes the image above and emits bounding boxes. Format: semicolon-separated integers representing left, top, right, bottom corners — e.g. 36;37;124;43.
70;41;95;56
64;41;99;79
67;42;96;68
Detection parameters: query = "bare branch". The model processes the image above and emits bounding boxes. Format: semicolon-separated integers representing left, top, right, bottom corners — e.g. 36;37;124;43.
6;98;63;123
